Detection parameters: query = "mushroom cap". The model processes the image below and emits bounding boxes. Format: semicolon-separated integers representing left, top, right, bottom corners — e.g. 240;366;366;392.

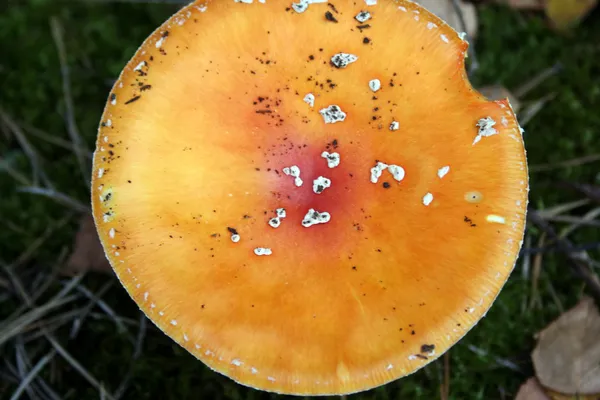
92;0;528;396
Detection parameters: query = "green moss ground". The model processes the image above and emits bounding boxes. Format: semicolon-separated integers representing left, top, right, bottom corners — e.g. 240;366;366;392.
1;1;599;399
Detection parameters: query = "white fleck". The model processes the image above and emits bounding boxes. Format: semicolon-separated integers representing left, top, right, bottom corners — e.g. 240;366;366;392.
151;303;156;309
437;166;450;179
386;364;393;370
254;247;273;256
516;200;521;206
413;10;420;14
302;208;331;228
459;32;467;40
398;6;407;12
364;0;376;5
111;96;117;105
330;53;358;69
414;15;419;21
267;376;276;382
389;121;400;131
473;117;498;144
231;234;241;243
98;168;104;178
159;311;164;316
387;165;405;182
422;193;434;206
205;350;213;356
303;93;315;107
291;0;308;13
136;283;141;288
276;208;286;218
184;334;189;341
370;161;388;183
486;215;506;224
109;228;115;238
251;367;258;374
196;5;207;12
98;185;104;191
156;36;166;48
468;307;475;313
268;217;281;228
369;79;381;92
195;344;201;349
501;116;508;126
104;136;109;143
427;22;437;30
441;34;449;43
355;11;371;23
408;355;417;360
235;0;253;3
321;151;341;168
133;61;146;71
283;165;303;187
105;119;112;127
313;176;332;194
170;319;177;326
232;359;243;366
144;292;149;301
319;105;346;123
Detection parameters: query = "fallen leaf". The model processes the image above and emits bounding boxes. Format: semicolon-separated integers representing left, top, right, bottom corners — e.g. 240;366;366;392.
478;85;521;112
64;214;113;275
516;378;552;400
415;0;478;39
532;296;600;396
545;0;597;30
546;389;600;400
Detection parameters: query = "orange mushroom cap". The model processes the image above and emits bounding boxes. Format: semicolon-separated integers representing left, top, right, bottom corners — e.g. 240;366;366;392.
92;0;529;395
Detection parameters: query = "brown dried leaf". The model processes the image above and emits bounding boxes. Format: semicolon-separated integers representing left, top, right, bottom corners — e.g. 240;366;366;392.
64;214;112;275
546;0;597;30
415;0;478;39
516;378;552;400
532;296;600;396
478;85;521;112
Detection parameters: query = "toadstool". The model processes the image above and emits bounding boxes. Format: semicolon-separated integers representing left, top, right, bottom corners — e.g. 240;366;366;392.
92;0;528;396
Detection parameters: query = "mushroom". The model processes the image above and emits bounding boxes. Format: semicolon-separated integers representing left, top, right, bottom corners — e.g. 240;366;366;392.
91;0;528;396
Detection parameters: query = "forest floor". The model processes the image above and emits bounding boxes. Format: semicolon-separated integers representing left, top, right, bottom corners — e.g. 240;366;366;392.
1;1;599;399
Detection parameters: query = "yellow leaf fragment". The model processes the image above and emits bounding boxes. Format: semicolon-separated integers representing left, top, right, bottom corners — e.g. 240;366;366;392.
546;0;597;30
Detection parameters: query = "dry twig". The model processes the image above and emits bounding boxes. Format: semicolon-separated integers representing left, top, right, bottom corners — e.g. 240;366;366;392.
528;208;600;304
50;17;90;187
